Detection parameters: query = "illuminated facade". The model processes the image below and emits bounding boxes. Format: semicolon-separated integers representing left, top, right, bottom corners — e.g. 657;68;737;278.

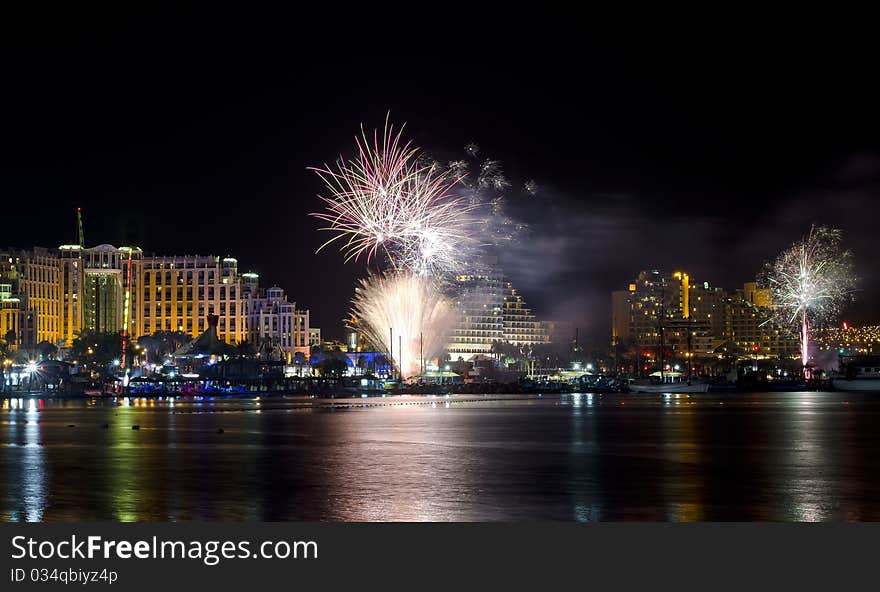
612;270;798;359
612;270;695;351
723;291;798;358
502;282;549;347
244;285;310;361
446;268;504;356
58;244;143;344
447;258;548;358
0;248;61;349
3;232;312;354
141;255;247;344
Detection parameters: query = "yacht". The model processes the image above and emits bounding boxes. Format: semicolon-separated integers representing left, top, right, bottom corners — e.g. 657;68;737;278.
832;357;880;392
628;372;710;393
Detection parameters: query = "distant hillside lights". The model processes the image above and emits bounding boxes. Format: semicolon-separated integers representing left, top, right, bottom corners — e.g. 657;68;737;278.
815;323;880;355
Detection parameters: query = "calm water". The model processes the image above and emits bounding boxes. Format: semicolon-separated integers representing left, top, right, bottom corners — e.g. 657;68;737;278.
2;392;880;521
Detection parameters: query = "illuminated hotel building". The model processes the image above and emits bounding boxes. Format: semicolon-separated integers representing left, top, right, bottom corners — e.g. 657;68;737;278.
447;268;504;356
244;285;310;361
723;295;798;358
0;247;61;349
140;255;248;344
612;270;694;351
502;282;549;347
612;270;798;359
57;244;143;345
2;231;310;355
446;257;548;359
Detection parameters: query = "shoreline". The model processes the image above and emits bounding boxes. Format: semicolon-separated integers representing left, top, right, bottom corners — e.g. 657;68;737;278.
1;389;873;403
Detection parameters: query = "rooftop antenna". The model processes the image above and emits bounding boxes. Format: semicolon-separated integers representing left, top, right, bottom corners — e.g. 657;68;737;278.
77;207;85;248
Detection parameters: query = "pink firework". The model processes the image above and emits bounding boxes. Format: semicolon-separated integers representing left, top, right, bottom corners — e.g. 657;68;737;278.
310;117;474;276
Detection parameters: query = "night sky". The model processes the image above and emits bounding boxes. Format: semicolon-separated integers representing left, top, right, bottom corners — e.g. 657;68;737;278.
3;40;878;339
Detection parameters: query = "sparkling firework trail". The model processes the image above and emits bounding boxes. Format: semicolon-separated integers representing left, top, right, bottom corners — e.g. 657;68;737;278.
350;272;456;378
310;119;475;276
311;119;535;379
759;225;856;370
442;142;528;253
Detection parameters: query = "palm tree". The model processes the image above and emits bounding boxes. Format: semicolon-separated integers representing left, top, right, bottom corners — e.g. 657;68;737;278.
3;330;15;350
235;340;256;358
490;340;504;363
35;340;58;361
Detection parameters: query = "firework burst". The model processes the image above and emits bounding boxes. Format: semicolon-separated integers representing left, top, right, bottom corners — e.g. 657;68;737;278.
350;272;456;379
310;119;476;276
441;142;528;251
759;225;857;370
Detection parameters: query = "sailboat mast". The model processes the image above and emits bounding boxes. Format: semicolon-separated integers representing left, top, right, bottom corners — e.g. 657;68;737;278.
659;280;665;383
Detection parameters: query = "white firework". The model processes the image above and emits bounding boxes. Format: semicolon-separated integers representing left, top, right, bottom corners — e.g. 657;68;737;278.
759;225;857;369
350;271;457;379
310;120;477;276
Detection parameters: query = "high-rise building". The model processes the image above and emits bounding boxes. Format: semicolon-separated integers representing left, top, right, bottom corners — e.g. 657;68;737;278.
612;270;798;360
0;247;61;349
743;282;771;307
446;269;504;357
57;243;143;345
244;286;310;361
502;281;548;347
612;270;690;350
447;257;547;359
2;217;312;355
140;255;247;344
723;292;798;358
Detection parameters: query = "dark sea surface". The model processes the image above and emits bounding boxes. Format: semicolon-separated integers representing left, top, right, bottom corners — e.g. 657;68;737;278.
2;392;879;521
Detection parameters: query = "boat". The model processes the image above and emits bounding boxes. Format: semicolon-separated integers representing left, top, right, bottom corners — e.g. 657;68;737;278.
832;356;880;392
628;372;710;393
626;280;709;394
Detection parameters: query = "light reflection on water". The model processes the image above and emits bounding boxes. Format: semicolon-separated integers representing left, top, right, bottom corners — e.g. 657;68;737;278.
2;392;879;522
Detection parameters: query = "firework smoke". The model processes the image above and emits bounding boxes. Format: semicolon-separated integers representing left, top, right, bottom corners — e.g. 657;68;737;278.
350;272;456;378
759;225;857;371
440;142;530;269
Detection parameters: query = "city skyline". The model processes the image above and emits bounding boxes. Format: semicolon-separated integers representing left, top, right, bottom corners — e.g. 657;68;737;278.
0;237;313;360
4;224;876;359
3;50;880;339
